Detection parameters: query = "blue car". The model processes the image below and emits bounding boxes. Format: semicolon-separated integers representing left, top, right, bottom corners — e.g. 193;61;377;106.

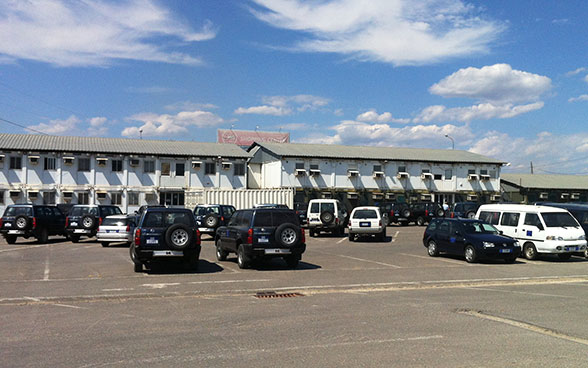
422;218;521;263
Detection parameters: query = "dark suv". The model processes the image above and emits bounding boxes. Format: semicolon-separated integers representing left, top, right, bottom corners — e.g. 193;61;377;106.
65;205;122;242
1;204;66;244
448;202;480;219
214;208;306;269
130;208;201;272
388;202;445;226
193;204;236;237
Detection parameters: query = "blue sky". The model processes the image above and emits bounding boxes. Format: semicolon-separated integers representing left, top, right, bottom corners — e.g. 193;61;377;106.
0;0;587;174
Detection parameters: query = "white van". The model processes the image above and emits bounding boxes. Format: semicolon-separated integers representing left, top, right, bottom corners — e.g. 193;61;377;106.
307;199;348;237
476;204;586;260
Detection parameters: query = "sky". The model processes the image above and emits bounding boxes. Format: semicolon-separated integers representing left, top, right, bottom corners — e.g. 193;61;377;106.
0;0;587;174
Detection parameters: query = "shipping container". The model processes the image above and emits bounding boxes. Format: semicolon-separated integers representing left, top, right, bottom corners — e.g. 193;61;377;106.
186;188;294;210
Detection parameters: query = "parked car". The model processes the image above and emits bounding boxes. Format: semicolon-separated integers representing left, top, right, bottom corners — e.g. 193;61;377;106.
388;202;445;226
253;204;289;209
476;204;587;260
65;205;123;242
0;204;66;244
306;199;348;236
535;202;588;257
215;208;305;269
96;215;137;247
294;202;308;226
423;218;521;263
193;204;236;237
348;206;386;241
448;202;480;219
130;207;201;272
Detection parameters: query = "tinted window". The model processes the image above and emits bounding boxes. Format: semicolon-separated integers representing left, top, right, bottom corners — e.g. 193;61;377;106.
438;221;449;233
427;221;438;231
272;211;298;225
4;207;33;216
195;206;220;216
500;212;520;227
479;211;500;225
253;211;272;227
321;203;335;213
70;206;99;216
102;218;128;226
570;211;588;225
143;212;163;227
463;222;499;234
524;213;542;227
143;212;192;227
228;212;242;227
222;206;236;217
240;211;253;227
541;212;579;227
353;210;378;219
310;203;319;213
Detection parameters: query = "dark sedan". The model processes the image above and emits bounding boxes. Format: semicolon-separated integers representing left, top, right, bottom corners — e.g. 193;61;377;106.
422;218;521;263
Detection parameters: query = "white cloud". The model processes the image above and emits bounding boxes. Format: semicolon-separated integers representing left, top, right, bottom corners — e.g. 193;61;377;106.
234;105;292;116
89;117;107;128
235;94;330;116
356;109;410;124
565;67;586;76
164;101;218;111
414;102;544;123
0;0;216;67
122;110;224;137
585;75;588;83
429;64;551;103
26;115;110;136
569;94;588;103
250;0;504;66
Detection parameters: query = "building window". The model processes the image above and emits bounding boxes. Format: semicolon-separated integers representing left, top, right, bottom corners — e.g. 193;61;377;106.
43;192;56;204
161;162;171;176
234;163;245;176
397;165;406;173
44;157;56;170
434;174;442;180
444;169;453;180
0;190;4;204
489;170;497;179
144;160;155;173
111;192;122;205
373;165;382;172
295;162;305;170
480;169;488;175
310;164;319;170
468;169;476;175
421;168;430;173
128;192;139;206
9;156;22;170
160;192;185;206
205;162;216;175
112;159;123;172
176;163;185;176
78;192;89;205
78;158;90;172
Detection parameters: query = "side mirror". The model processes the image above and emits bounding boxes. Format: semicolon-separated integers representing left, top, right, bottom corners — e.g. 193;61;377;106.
499;230;504;235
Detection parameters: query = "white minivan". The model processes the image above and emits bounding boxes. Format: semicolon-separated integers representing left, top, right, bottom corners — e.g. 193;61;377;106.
476;204;587;260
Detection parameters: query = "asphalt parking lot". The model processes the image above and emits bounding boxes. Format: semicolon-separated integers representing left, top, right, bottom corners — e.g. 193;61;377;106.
2;225;588;367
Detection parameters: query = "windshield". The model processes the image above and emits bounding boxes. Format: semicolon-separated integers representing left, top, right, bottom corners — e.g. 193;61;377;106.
353;210;378;219
463;222;500;234
541;212;579;227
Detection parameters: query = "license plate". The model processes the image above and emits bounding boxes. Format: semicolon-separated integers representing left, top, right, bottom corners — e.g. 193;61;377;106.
4;223;11;227
499;249;512;253
71;222;78;226
264;248;290;255
8;230;22;234
106;230;119;233
258;237;269;243
565;247;578;251
153;250;183;256
360;222;371;227
146;237;158;244
74;229;88;233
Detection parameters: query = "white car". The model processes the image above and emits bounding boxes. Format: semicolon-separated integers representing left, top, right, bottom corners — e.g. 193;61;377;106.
348;206;386;242
96;215;136;247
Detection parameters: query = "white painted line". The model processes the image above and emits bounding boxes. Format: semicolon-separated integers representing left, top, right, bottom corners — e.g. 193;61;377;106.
467;287;577;299
141;283;180;289
0;243;52;253
188;279;270;285
392;231;399;242
337;237;347;244
400;253;469;265
43;254;50;281
53;303;86;309
102;288;135;292
337;254;402;268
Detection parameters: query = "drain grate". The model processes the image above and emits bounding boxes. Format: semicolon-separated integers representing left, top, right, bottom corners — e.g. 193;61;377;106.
255;291;304;299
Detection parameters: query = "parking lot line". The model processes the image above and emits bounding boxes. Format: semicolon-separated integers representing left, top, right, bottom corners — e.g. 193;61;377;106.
465;286;577;299
337;254;402;268
400;253;471;265
43;254;50;281
392;231;399;242
337;238;347;244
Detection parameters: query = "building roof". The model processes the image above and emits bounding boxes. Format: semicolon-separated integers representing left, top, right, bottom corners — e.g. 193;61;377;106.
249;142;505;165
501;173;588;190
0;134;251;158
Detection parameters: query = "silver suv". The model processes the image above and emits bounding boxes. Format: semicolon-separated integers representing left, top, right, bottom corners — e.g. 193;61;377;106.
306;199;348;236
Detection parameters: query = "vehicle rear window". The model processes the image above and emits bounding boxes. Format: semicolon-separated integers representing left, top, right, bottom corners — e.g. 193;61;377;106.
194;207;220;216
541;212;579;227
321;203;335;213
222;206;236;217
143;212;193;227
102;218;129;226
70;207;99;216
253;211;272;227
4;207;33;216
353;210;378;219
272;211;298;225
104;206;122;216
310;203;319;213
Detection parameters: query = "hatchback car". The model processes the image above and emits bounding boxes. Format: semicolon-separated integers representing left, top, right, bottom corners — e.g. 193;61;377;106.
96;215;137;247
348;206;386;242
423;218;521;263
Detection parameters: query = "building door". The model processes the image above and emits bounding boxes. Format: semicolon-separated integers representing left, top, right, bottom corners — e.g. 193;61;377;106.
159;192;185;207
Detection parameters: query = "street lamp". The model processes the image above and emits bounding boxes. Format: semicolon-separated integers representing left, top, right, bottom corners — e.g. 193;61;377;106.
444;134;454;150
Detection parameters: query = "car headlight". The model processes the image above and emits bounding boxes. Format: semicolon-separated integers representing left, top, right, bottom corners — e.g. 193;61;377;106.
546;236;563;241
483;241;494;248
579;235;586;240
513;241;520;247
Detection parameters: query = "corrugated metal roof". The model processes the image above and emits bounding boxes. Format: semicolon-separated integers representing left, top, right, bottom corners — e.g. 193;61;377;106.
250;142;505;165
0;134;251;158
501;173;588;190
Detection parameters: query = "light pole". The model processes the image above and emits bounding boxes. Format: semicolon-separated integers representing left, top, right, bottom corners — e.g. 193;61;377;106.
444;134;454;150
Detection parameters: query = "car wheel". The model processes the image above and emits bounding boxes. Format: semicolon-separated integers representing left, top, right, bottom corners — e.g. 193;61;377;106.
379;229;386;241
348;232;354;242
309;229;316;237
557;253;572;260
70;235;80;243
204;214;219;228
585;248;588;259
284;255;299;269
275;223;301;247
130;244;142;272
15;215;29;230
505;256;517;264
215;238;228;261
101;242;109;247
464;245;477;263
416;217;425;226
466;212;476;219
320;211;335;225
427;240;439;257
5;235;17;244
165;224;193;250
523;243;538;260
37;227;49;244
237;245;250;269
81;215;95;229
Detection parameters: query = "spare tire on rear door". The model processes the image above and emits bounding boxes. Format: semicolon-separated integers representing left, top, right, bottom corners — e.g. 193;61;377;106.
401;208;411;218
165;224;193;250
204;213;219;228
436;208;445;217
82;215;95;229
275;223;302;247
320;211;335;225
14;215;30;230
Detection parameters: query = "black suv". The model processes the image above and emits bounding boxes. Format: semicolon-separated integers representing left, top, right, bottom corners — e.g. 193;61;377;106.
193;204;236;237
130;208;201;272
448;202;480;219
388;202;445;226
214;208;306;269
65;205;122;242
1;204;66;244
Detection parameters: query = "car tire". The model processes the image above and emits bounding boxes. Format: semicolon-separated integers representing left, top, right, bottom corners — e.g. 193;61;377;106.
101;242;109;247
464;245;477;263
165;224;193;251
183;250;199;270
215;238;228;261
348;232;355;242
436;209;445;217
416;217;425;226
505;256;517;264
401;209;411;218
466;211;476;219
130;244;142;272
284;255;299;269
523;242;538;260
427;240;439;257
379;229;386;241
204;214;219;228
237;245;250;269
82;215;95;230
5;235;17;244
15;215;29;230
70;235;80;243
320;211;335;225
557;253;572;260
37;227;49;244
275;223;301;247
309;229;316;237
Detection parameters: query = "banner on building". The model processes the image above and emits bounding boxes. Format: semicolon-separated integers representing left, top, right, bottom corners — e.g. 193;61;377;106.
217;129;290;146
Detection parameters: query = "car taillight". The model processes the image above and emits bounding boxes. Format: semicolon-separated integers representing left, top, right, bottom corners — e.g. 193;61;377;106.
65;216;69;227
134;228;141;246
379;220;382;227
425;210;429;216
335;218;339;224
32;217;37;229
247;228;253;244
390;210;394;217
99;217;103;226
301;229;306;243
196;229;201;245
450;212;455;218
126;224;130;232
0;218;3;227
